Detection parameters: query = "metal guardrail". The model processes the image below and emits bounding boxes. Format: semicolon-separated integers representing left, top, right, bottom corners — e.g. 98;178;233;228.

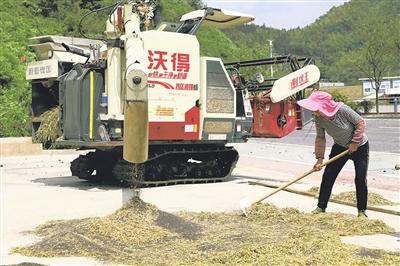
356;97;399;114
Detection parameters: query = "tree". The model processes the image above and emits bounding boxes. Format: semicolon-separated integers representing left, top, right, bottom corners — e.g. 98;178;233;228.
349;12;399;113
38;0;58;17
79;0;102;10
188;0;204;9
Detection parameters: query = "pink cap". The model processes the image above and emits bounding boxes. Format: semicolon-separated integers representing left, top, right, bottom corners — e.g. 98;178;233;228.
297;91;343;117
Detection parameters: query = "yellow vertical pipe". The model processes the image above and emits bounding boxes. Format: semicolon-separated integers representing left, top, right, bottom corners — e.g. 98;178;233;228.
89;71;94;140
123;101;148;163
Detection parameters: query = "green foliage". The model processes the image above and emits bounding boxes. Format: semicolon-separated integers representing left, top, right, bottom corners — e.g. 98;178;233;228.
328;90;373;114
0;0;124;136
344;5;400;113
330;90;348;103
37;0;59;17
160;0;196;21
347;100;374;114
197;26;240;61
0;41;31;136
0;0;63;137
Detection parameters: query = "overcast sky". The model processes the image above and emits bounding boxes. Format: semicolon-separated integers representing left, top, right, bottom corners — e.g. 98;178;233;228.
203;0;348;29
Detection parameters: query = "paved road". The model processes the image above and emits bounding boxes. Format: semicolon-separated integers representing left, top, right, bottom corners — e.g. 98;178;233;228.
263;118;400;154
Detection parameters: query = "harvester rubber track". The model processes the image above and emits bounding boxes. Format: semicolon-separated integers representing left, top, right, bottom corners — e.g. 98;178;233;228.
70;145;239;187
70;153;96;180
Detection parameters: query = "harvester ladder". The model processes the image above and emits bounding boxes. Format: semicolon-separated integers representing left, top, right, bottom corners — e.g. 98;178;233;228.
295;104;303;129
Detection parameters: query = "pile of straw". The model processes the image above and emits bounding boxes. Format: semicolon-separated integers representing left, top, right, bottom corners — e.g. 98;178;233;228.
13;199;399;265
35;107;60;143
308;187;398;206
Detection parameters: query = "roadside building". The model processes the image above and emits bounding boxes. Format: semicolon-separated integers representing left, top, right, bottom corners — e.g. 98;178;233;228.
359;76;400;97
319;82;345;87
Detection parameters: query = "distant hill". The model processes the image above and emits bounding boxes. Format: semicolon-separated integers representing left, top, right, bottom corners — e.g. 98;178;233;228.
223;0;399;83
0;0;398;136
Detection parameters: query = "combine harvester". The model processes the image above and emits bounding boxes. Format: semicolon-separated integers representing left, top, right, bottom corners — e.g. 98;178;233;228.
26;3;319;186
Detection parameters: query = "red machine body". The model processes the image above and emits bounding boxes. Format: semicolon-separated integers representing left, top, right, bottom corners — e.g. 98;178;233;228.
251;95;301;138
225;56;318;139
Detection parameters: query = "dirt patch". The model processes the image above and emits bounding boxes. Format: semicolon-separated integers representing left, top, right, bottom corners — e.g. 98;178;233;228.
358;248;381;259
156;211;202;239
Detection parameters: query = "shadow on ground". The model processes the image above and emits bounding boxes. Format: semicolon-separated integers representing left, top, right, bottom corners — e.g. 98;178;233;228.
32;176;122;191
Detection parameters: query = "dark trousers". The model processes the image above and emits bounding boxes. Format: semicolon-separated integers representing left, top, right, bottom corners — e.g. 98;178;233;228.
317;142;369;211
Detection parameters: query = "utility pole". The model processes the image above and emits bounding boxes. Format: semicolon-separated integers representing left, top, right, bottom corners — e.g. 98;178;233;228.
268;39;274;77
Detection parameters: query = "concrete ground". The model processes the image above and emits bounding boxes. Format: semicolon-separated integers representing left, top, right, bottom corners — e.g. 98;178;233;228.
1;140;399;265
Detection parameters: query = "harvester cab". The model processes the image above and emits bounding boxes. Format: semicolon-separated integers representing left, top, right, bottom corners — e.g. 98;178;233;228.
25;4;318;186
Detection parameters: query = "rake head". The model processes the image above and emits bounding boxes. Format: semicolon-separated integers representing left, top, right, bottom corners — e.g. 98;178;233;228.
239;197;252;217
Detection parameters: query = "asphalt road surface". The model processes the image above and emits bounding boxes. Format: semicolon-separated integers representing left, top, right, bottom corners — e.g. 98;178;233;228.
264;118;400;154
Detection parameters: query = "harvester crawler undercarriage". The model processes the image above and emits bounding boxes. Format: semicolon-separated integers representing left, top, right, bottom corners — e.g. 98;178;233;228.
71;144;239;186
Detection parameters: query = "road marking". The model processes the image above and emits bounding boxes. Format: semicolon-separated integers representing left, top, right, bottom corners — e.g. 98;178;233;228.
243;154;362;172
243;154;313;166
366;131;400;134
248;140;315;150
247;141;400;156
377;172;400;178
235;166;294;177
378;127;400;129
365;119;400;121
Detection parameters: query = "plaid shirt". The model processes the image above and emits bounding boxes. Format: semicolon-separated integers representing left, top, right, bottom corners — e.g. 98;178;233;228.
314;105;368;158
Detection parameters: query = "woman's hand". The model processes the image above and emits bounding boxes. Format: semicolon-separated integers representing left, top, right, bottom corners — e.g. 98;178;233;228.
313;158;324;171
348;142;358;154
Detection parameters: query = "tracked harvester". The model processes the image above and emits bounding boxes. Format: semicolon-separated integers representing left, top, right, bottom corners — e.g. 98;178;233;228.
26;4;319;186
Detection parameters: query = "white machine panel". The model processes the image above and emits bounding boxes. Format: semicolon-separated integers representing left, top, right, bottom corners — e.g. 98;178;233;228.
141;31;200;122
26;59;59;80
270;65;320;103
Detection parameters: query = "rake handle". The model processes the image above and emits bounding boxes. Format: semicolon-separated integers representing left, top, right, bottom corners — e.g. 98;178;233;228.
251;149;349;206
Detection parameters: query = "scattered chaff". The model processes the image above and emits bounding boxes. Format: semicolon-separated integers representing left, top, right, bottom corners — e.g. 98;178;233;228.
307;187;398;206
13;199;400;265
308;186;320;195
35;107;60;143
332;191;398;206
